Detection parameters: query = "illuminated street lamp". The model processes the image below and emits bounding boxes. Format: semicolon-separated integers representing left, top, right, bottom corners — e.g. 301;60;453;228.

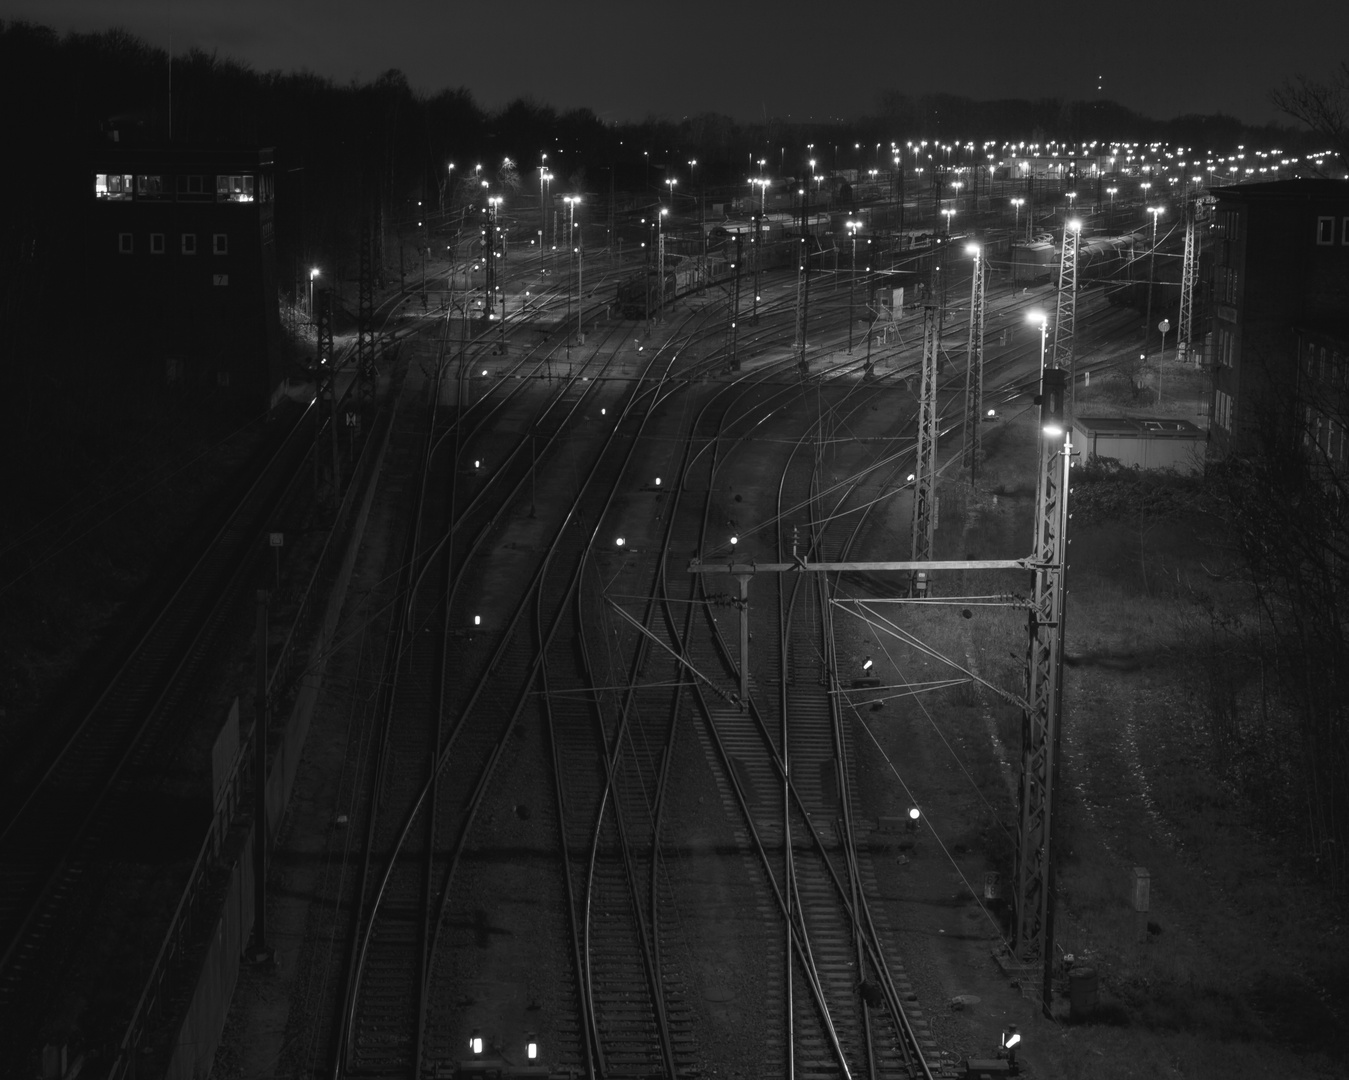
1106;185;1117;228
1144;205;1163;356
1010;197;1024;238
307;266;320;319
657;206;669;317
941;207;955;233
564;194;581;357
846;219;860;353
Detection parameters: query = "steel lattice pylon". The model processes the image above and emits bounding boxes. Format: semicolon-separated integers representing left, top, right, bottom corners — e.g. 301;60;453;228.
657;225;666;316
911;305;940;588
794;239;807;356
314;288;340;502
1014;425;1072;1013
1052;223;1079;414
963;248;986;478
1178;200;1196;363
357;215;377;409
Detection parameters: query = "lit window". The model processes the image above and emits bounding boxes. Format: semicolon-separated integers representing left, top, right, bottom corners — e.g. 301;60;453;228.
1316;216;1335;245
217;174;255;202
150;233;165;255
182;233;197;255
213;233;228;255
118;232;133;254
97;173;134;200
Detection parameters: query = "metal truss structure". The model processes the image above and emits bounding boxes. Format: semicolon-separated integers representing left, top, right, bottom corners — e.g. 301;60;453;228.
910;305;940;582
314;288;340;502
1013;425;1072;1012
357;215;377;410
1052;223;1079;413
1178;201;1196;363
963;248;986;478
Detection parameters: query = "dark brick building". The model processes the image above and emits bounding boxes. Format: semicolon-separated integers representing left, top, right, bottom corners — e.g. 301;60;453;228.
87;145;285;408
1208;179;1349;458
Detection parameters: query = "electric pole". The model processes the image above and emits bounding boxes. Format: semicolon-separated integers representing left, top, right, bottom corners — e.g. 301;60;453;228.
730;235;742;371
963;243;986;483
314;288;339;505
1177;199;1197;363
911;304;940;591
357;214;376;413
1053;220;1080;417
1014;366;1072;1019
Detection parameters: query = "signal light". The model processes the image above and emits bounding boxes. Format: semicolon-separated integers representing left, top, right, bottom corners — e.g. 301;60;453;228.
1038;368;1067;437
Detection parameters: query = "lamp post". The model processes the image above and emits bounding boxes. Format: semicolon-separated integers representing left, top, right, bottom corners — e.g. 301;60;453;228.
564;195;580;359
1011;197;1024;238
1106;186;1117;229
846;219;859;353
1144;205;1163;356
657;206;668;318
308;266;320;320
538;155;549;250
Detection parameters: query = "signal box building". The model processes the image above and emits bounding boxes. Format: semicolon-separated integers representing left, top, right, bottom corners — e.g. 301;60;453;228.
1207;179;1349;458
86;146;284;407
1294;322;1349;473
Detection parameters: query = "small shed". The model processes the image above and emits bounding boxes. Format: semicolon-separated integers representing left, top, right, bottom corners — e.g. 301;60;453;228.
1071;416;1205;474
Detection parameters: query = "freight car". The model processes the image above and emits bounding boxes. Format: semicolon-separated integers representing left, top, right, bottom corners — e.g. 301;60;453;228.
615;253;735;320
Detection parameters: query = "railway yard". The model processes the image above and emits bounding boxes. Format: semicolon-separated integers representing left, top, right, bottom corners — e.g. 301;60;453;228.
2;185;1346;1080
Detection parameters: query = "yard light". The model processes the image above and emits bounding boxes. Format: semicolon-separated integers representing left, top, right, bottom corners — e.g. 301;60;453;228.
526;1033;538;1061
729;534;739;546
469;1029;483;1055
862;657;873;671
615;536;625;547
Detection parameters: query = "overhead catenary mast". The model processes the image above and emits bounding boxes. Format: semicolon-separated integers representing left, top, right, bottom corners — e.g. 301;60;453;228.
1053;218;1080;416
963;243;986;483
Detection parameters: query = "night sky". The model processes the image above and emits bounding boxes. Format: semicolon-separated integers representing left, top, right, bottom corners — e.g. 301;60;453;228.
5;0;1348;128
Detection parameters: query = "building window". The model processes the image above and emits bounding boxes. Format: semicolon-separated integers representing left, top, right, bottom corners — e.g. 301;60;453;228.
1215;389;1235;432
118;232;133;254
182;233;197;255
1317;216;1335;245
136;174;164;198
177;174;207;197
213;233;228;255
96;173;134;200
150;232;165;255
217;174;255;202
1343;218;1349;245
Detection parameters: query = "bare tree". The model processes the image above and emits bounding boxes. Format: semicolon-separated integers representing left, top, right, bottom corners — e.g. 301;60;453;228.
1271;62;1349;172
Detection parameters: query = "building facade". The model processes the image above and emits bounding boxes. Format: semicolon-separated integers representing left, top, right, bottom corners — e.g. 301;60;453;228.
1295;323;1349;473
1208;179;1349;458
87;146;284;407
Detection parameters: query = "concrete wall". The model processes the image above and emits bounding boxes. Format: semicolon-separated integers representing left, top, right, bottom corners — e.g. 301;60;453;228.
160;393;397;1080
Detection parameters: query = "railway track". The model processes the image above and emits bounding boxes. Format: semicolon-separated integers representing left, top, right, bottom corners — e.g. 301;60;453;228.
294;239;1091;1078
